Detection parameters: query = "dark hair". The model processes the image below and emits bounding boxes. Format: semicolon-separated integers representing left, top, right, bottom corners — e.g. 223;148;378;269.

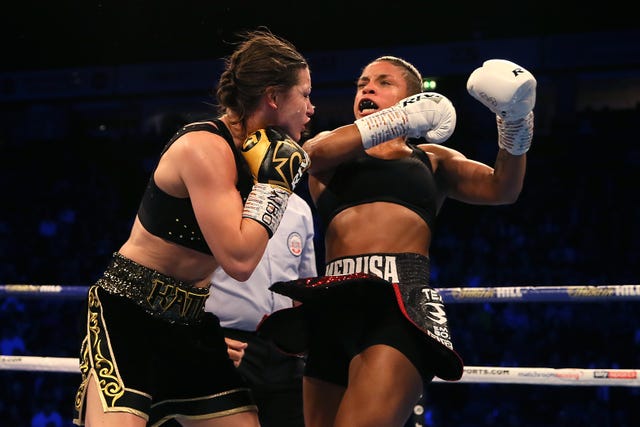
216;29;308;125
372;56;423;95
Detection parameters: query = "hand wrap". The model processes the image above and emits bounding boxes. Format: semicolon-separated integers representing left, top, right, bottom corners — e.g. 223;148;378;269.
242;183;289;237
497;111;534;156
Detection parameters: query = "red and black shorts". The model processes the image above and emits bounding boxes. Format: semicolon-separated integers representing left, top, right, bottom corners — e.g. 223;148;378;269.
258;253;463;386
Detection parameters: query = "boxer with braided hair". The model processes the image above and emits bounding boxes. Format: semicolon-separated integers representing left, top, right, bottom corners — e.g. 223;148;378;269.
72;29;312;427
259;56;536;427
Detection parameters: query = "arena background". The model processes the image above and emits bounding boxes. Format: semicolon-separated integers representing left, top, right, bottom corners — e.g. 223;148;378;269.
1;1;639;426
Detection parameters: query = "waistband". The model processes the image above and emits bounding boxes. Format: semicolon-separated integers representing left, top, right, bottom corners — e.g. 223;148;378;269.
96;252;210;325
324;253;430;285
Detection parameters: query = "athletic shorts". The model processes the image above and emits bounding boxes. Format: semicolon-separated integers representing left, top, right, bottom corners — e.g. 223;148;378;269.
73;252;256;426
304;286;436;386
261;253;463;385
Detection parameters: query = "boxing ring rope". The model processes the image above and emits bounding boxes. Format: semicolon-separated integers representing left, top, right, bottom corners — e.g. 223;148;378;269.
2;283;639;387
3;283;640;302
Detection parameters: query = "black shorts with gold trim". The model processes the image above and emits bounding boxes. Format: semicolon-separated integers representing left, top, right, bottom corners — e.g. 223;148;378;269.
72;252;256;426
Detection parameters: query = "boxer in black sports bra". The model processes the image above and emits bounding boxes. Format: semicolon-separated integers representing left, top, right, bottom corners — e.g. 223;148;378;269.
260;55;535;427
136;120;253;255
72;29;313;427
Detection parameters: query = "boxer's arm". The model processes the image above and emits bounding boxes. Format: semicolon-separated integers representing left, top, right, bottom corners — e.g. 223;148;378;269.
436;59;537;204
303;93;456;174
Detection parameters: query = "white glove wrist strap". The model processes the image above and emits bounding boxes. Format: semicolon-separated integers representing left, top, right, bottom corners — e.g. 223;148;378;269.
497;111;534;156
242;183;289;237
354;107;408;149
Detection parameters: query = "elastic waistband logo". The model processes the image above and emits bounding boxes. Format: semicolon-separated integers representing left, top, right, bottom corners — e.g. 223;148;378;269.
325;255;399;282
147;279;206;319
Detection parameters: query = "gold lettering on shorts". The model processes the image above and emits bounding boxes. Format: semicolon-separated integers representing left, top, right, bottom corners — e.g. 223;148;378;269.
146;279;205;319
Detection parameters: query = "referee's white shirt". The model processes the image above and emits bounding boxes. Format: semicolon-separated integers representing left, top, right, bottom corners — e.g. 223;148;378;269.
205;192;317;331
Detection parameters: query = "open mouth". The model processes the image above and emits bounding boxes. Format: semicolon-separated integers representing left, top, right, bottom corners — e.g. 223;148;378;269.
358;99;378;113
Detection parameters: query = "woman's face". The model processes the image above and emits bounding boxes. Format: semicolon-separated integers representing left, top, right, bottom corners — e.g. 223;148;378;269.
353;60;410;120
274;67;315;142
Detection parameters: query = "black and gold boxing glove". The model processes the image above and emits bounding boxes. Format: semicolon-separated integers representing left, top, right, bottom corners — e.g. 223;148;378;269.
241;127;310;237
242;127;310;192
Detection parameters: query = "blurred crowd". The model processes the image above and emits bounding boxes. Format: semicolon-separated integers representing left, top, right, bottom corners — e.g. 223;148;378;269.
1;103;639;426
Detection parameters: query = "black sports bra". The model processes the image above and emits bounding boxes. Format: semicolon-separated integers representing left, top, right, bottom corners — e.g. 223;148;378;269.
315;141;438;230
137;119;253;255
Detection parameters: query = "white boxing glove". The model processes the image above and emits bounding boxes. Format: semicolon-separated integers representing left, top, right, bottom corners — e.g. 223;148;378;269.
466;59;536;121
467;59;537;155
354;92;456;148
